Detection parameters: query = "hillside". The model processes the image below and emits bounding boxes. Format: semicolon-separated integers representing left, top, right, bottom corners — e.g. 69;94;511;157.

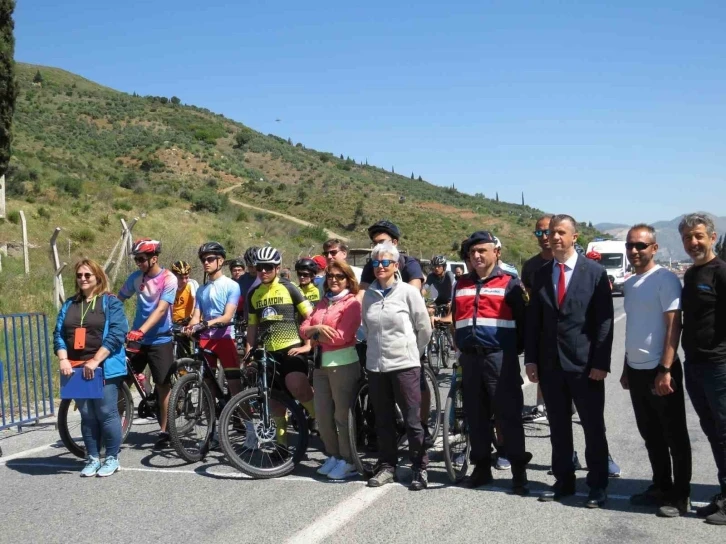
1;63;603;314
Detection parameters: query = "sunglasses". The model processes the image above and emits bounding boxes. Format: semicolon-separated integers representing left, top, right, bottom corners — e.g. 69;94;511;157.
371;259;394;268
534;229;550;238
256;264;275;272
297;272;312;278
134;256;149;264
326;273;347;281
200;256;219;264
76;273;94;280
324;249;339;257
625;242;654;251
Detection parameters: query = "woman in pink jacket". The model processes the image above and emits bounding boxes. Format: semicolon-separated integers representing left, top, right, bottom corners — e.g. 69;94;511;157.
300;261;362;480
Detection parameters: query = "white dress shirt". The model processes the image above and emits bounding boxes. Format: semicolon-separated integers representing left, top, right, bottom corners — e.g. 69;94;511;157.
552;251;579;305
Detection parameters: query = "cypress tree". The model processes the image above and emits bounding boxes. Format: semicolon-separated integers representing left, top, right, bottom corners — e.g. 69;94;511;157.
0;0;18;177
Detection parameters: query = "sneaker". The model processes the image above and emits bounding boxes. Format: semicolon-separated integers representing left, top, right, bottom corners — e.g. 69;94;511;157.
367;466;397;487
495;456;511;471
608;454;621;477
209;432;219;451
705;496;726;526
96;456;120;477
657;497;690;518
317;456;339;476
409;469;428;491
81;456;102;477
697;493;724;518
464;464;493;488
630;485;667;506
523;406;547;422
328;460;358;480
153;432;170;450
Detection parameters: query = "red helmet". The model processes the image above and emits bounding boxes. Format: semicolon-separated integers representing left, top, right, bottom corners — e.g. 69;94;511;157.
586;251;601;261
132;238;162;256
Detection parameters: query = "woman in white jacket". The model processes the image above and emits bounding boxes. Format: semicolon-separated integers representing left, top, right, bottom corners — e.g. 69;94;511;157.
361;242;432;491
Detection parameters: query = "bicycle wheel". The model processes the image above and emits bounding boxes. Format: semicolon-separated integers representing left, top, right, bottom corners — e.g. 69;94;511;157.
426;335;441;375
348;380;378;478
443;384;470;483
167;373;215;463
439;330;451;369
57;381;134;459
422;365;441;443
219;387;308;479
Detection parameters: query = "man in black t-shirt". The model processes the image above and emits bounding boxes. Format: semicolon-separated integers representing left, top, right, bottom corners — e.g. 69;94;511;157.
359;220;424;292
423;255;455;306
679;213;726;525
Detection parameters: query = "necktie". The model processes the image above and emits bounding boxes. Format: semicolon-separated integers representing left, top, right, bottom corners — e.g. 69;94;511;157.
557;263;567;308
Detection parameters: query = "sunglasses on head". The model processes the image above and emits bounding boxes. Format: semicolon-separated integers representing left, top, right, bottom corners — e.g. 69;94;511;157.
324;249;339;257
534;229;550;238
326;272;347;281
200;256;219;264
625;242;654;251
76;273;94;279
256;264;275;272
371;259;394;268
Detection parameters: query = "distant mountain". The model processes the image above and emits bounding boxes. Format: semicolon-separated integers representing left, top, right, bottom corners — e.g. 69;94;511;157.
598;214;726;261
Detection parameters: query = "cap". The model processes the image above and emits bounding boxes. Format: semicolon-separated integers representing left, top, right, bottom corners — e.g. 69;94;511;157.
312;255;328;270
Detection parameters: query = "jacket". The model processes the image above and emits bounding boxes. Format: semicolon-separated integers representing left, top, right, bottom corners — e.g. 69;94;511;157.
54;293;129;379
300;293;362;367
362;280;432;373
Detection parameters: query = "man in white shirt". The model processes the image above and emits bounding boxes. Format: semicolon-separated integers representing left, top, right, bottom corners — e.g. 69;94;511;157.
620;224;692;518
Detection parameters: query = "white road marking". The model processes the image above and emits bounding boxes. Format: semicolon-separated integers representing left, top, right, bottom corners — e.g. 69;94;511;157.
284;484;394;544
0;444;54;465
615;313;626;323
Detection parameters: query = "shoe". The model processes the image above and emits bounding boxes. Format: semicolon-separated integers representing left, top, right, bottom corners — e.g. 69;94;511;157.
511;467;529;496
423;426;434;449
630;485;667;507
608;454;621;477
209;432;219;451
549;452;582;475
409;469;428;491
585;488;607;509
464;465;493;488
328;460;358;480
81;456;102;477
96;456;120;477
657;497;690;518
243;421;258;450
153;432;170;450
539;479;576;502
367;466;397;487
705;496;726;526
317;456;339;476
495;455;511;471
523;406;547;422
697;493;724;518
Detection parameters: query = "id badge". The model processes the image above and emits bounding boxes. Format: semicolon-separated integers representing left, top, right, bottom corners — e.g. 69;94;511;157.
74;327;87;350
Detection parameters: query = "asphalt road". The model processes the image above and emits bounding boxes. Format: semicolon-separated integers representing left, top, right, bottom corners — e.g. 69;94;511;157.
1;297;723;544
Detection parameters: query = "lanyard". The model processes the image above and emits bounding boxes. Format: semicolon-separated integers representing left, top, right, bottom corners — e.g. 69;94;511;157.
79;296;97;327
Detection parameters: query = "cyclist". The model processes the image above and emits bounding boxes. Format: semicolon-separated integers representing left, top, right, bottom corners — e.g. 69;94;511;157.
118;238;178;449
228;258;245;281
245;246;316;444
295;258;321;304
312;255;328;288
186;242;243;396
422;255;455;312
322;239;363;281
493;236;520;277
171;260;199;324
235;246;260;317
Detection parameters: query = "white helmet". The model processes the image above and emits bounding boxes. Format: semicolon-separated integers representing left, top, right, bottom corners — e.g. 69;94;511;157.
255;246;282;265
493;236;502;249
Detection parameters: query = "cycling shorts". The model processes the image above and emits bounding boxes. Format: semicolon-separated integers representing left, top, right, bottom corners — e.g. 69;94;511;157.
269;349;309;382
129;342;175;385
200;338;240;378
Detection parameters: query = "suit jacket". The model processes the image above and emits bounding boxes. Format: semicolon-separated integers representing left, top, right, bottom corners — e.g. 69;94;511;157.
525;254;614;373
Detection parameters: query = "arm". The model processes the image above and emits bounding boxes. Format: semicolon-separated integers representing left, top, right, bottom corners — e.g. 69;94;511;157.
246;323;257;353
321;299;362;347
589;268;615;376
138;300;171;335
409;289;433;356
53;302;73;376
408;278;423;291
100;295;129;354
654;310;681;396
524;273;543;383
505;278;527;355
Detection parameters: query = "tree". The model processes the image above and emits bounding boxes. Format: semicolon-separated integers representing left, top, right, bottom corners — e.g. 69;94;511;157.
496;192;499;202
33;69;43;84
340;153;344;160
521;192;524;206
716;235;725;260
418;175;422;181
391;166;395;174
0;0;18;177
411;172;414;179
170;96;181;105
287;137;292;145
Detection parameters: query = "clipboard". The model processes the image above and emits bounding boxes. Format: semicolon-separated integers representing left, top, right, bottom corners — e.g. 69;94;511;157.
60;368;104;399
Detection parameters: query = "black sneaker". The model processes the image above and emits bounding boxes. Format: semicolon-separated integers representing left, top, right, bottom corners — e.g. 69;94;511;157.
657;497;690;518
153;432;171;450
705;496;726;526
697;493;724;518
409;469;428;491
367;466;397;488
464;464;493;488
630;485;667;507
511;466;529;496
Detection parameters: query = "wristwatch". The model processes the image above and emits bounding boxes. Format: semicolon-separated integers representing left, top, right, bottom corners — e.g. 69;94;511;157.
656;364;671;374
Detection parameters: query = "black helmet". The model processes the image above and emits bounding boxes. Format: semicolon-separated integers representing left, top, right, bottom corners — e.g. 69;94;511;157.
198;241;226;260
367;220;401;241
255;246;282;265
227;258;245;269
244;246;260;266
431;255;447;266
295;258;318;274
460;231;496;259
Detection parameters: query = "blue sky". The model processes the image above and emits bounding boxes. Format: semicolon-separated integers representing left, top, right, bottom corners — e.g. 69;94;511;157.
14;0;726;225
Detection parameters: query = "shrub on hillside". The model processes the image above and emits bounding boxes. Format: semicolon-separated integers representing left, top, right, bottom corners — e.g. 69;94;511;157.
190;190;228;214
236;210;248;222
112;200;133;211
73;228;96;244
298;225;328;243
7;210;20;224
54;176;83;198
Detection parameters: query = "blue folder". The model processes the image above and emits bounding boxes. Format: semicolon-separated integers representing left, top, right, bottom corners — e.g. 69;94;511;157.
60;368;104;399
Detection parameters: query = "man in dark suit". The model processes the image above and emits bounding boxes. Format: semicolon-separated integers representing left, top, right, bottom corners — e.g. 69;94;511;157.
525;214;614;508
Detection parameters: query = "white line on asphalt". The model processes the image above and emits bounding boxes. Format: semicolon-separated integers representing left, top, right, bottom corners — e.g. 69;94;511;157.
615;313;626;323
284;484;394;544
0;445;54;465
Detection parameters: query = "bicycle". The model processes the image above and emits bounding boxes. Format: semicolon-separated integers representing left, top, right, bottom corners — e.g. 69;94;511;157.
442;361;470;483
217;330;309;479
426;304;453;374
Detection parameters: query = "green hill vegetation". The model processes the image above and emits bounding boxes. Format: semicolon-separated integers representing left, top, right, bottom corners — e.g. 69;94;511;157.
0;63;603;316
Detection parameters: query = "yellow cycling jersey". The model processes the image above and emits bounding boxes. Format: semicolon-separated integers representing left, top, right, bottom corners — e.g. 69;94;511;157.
247;277;313;352
298;282;321;304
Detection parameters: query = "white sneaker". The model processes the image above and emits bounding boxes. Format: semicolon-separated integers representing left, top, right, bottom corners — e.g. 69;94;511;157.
327;459;358;480
317;456;339;476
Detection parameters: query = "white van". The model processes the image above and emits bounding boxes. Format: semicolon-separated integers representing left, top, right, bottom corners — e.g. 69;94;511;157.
446;261;467;277
586;240;631;295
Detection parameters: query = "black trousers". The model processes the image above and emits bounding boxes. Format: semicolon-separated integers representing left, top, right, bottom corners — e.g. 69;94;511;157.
460;350;527;466
627;358;691;499
368;367;428;470
539;365;609;490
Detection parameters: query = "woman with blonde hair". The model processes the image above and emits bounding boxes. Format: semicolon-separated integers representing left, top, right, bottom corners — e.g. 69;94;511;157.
300;260;362;480
54;259;129;477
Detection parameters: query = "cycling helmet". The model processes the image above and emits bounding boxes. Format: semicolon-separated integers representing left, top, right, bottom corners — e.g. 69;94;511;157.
227;258;245;269
574;243;586;255
295;258;318;274
197;241;226;259
367;220;401;241
132;238;162;256
255;246;282;265
243;246;260;266
586;251;602;261
493;236;502;249
171;260;191;275
431;255;447;266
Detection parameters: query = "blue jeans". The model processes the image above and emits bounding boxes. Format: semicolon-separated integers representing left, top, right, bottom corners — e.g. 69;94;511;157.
685;362;726;493
76;376;123;458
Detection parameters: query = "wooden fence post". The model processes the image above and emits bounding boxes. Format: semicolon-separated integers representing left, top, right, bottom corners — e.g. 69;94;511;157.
50;227;67;309
19;210;29;275
0;174;6;219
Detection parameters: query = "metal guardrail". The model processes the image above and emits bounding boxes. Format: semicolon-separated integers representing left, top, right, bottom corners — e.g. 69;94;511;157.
0;313;54;432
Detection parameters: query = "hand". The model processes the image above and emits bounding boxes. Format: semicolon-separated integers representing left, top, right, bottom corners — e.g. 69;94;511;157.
654;372;674;396
315;325;338;343
619;372;629;390
83;360;100;379
59;359;73;377
589;368;608;381
127;330;144;343
288;344;311;357
525;364;539;383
